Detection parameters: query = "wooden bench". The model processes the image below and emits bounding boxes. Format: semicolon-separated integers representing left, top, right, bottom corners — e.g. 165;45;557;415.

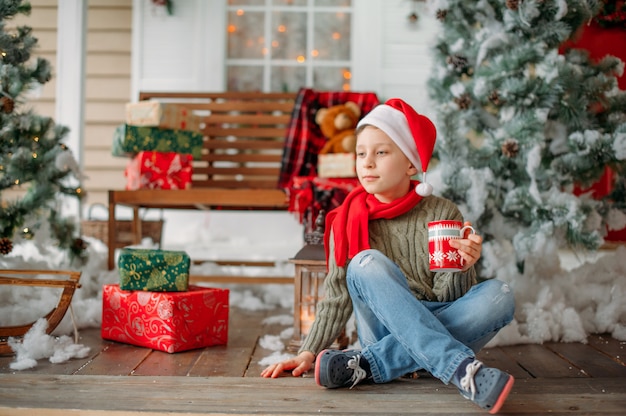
107;91;298;284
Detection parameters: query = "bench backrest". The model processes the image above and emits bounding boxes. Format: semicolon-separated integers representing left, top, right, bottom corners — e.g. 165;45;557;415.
138;91;296;190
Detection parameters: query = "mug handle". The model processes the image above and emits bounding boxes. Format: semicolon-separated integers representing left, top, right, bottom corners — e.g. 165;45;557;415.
460;225;475;238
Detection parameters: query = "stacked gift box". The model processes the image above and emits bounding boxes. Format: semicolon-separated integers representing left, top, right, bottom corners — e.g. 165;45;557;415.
112;100;204;190
102;248;229;353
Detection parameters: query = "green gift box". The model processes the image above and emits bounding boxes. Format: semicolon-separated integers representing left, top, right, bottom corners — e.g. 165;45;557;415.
118;248;190;292
112;124;203;159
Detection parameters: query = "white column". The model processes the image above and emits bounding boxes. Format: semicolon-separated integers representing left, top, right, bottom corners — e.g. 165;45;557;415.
55;0;87;218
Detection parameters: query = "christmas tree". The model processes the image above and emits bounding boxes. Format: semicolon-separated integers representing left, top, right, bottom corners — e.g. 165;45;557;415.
427;0;626;278
0;0;85;260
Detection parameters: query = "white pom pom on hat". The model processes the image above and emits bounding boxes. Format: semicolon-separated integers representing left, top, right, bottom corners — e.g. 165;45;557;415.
356;98;437;196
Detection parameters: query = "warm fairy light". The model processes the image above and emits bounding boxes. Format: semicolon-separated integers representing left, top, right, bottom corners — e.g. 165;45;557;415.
262;47;269;56
76;187;82;195
311;49;319;57
343;70;352;79
33;136;39;142
14;179;19;185
296;55;305;63
227;24;236;33
277;25;286;33
342;83;350;91
272;40;279;48
236;9;244;16
332;32;341;40
32;153;37;158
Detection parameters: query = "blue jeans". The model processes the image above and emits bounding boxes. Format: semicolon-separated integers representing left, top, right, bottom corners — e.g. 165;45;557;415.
346;249;515;385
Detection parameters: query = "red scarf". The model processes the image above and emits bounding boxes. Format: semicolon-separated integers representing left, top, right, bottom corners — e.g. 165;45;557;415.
324;180;423;267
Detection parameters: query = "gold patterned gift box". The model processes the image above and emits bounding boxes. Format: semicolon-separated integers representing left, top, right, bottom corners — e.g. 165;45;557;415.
111;124;203;159
125;101;201;131
118;248;190;292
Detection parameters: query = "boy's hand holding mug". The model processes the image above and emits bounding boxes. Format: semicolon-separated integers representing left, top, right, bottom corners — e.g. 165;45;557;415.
428;220;482;272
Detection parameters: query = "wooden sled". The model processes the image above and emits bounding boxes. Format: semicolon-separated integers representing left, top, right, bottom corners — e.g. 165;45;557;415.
0;269;82;355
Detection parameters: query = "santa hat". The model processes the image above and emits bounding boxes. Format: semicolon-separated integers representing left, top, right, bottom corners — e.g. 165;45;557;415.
356;98;437;196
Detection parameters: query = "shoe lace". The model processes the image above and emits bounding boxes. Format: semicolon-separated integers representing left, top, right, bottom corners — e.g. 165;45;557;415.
459;359;483;401
346;354;367;389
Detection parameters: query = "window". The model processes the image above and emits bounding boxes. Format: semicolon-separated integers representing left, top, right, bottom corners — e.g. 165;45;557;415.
226;0;353;92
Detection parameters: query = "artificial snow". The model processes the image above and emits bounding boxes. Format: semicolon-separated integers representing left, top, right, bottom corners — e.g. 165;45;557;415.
7;318;90;370
1;210;625;370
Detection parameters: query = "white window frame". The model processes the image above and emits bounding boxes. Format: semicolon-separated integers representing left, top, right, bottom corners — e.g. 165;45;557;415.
131;0;381;97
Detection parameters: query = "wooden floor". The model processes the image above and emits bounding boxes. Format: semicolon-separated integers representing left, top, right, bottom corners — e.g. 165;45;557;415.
1;306;625;415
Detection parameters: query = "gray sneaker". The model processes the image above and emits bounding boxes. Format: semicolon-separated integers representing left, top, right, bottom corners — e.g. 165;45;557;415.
315;349;371;389
458;360;515;414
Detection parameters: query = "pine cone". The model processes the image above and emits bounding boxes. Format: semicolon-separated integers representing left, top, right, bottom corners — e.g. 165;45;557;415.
0;237;13;255
454;94;472;110
501;138;520;158
489;90;503;106
436;9;448;20
0;96;15;114
446;55;470;74
506;0;520;10
73;237;89;251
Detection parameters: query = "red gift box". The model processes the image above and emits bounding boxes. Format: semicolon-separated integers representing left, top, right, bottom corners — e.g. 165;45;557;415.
101;284;229;353
125;151;193;190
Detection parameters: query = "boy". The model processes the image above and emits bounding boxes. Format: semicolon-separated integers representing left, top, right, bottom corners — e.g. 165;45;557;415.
262;98;515;414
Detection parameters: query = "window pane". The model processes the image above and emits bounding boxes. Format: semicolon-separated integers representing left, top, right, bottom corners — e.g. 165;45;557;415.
228;11;265;59
271;66;306;92
228;66;264;91
313;67;351;91
313;12;350;61
315;0;351;5
271;11;306;60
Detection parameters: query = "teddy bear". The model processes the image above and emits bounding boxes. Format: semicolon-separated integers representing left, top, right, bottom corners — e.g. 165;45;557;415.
315;101;361;154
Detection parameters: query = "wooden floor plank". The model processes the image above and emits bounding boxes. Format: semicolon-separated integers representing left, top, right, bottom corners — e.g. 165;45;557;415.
588;334;626;365
545;342;626;378
0;374;624;415
476;347;532;380
496;344;589;379
77;341;152;376
189;307;286;377
132;348;204;377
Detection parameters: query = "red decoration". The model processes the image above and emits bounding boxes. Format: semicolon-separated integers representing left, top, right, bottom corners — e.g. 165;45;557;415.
288;176;359;232
125;151;192;190
101;284;229;353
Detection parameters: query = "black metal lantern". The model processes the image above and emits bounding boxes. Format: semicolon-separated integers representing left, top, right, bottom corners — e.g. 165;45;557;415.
288;211;349;352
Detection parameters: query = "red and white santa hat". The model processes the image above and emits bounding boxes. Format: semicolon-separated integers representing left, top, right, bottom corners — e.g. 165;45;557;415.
356;98;437;196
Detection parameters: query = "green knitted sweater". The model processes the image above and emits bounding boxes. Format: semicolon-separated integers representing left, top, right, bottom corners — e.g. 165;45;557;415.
299;195;478;356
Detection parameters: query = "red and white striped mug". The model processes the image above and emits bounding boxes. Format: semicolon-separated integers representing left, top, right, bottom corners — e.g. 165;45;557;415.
428;220;475;272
